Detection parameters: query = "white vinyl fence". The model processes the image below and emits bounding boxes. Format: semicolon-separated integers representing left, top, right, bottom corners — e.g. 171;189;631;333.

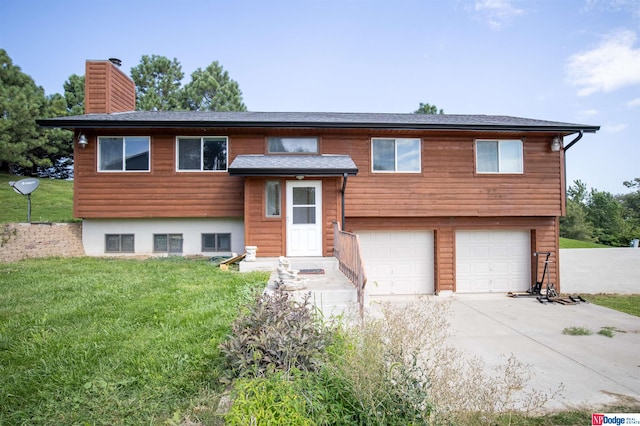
560;248;640;294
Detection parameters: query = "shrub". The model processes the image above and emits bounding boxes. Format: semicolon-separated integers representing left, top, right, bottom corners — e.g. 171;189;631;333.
219;288;334;380
225;371;314;425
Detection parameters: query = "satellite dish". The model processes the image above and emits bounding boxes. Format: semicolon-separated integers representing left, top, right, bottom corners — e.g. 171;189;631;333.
8;178;40;222
9;178;40;195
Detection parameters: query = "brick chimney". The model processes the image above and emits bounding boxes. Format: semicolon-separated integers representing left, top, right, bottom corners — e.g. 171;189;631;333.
84;58;136;114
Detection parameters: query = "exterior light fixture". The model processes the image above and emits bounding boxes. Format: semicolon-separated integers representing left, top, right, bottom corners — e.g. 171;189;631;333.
550;137;562;152
295;175;304;180
78;134;88;149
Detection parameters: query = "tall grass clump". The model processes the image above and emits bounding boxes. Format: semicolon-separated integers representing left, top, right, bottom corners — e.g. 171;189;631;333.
334;299;562;425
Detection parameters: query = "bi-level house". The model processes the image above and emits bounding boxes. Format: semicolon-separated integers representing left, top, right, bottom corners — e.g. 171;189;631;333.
38;59;599;295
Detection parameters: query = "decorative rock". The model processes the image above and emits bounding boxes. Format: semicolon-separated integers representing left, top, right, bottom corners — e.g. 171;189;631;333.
276;256;307;290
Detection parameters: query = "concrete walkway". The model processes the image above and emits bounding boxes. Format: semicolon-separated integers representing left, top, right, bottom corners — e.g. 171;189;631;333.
240;257;359;319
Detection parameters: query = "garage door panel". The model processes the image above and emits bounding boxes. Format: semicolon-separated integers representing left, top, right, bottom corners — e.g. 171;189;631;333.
357;230;434;296
456;230;530;293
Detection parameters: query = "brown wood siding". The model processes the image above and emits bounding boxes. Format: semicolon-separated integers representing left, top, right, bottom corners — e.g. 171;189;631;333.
73;132;244;218
323;134;563;218
242;176;341;257
345;216;560;293
243;178;284;256
85;60;135;114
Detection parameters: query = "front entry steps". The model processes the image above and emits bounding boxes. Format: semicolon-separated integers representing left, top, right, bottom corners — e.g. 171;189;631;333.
240;257;359;319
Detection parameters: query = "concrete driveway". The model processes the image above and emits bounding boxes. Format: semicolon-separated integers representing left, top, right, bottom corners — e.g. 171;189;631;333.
447;294;640;411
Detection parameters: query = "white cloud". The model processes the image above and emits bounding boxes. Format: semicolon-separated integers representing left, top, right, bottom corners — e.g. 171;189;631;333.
603;123;628;133
566;29;640;96
581;0;640;19
473;0;524;30
627;97;640;107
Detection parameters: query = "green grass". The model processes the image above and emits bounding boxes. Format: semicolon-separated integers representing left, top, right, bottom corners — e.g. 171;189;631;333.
1;173;75;223
560;237;610;248
583;294;640;317
0;257;269;425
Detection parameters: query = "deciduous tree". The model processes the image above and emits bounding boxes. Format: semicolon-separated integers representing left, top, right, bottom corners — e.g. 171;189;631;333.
414;102;444;114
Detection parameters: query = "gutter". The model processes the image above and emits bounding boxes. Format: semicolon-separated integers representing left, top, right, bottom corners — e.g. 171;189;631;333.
36;119;602;134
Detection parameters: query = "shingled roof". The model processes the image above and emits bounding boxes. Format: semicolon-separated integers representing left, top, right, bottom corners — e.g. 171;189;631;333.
229;155;358;176
37;111;600;133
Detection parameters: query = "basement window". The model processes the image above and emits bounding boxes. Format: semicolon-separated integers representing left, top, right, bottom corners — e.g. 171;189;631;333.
105;234;135;253
201;233;232;252
154;234;183;254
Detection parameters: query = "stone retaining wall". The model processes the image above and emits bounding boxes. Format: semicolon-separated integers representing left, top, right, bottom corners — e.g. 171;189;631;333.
0;222;85;263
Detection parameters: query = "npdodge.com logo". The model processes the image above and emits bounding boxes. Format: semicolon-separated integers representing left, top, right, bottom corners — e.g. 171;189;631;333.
593;413;640;425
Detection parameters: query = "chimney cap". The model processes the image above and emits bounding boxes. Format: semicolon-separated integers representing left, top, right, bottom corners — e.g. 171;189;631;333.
108;58;122;67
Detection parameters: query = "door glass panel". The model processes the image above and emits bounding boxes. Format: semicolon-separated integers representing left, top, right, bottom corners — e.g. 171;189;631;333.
293;187;315;205
293;206;316;224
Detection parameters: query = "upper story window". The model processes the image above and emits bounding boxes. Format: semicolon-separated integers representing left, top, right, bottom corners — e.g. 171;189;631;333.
371;138;421;172
267;137;318;154
98;136;150;172
476;140;523;174
177;136;227;171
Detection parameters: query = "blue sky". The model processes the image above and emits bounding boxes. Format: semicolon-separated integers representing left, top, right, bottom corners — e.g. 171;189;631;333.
1;0;639;194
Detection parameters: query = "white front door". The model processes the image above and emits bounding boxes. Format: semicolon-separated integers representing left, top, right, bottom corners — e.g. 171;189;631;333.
286;180;322;257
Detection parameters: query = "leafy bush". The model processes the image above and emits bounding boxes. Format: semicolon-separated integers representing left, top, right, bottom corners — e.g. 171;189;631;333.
219;288;334;379
225;371;313;425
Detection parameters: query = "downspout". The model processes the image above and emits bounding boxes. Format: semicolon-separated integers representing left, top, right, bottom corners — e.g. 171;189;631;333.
563;130;583;152
341;173;348;230
562;130;584;193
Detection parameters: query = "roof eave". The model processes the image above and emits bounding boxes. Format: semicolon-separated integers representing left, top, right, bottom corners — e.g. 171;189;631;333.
228;168;359;177
36;118;601;133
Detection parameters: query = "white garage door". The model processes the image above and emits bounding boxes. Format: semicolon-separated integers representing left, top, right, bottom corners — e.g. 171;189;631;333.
456;230;530;293
356;230;434;295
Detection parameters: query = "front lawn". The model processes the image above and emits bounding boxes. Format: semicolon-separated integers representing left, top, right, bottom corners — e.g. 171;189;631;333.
1;173;75;223
583;294;640;317
560;237;610;248
0;257;269;425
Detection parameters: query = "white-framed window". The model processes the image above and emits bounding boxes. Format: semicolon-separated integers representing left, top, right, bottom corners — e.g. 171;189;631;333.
476;140;523;174
176;136;228;171
98;136;150;171
202;233;232;252
371;138;421;172
105;234;135;253
153;233;183;253
265;181;281;218
267;137;318;154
